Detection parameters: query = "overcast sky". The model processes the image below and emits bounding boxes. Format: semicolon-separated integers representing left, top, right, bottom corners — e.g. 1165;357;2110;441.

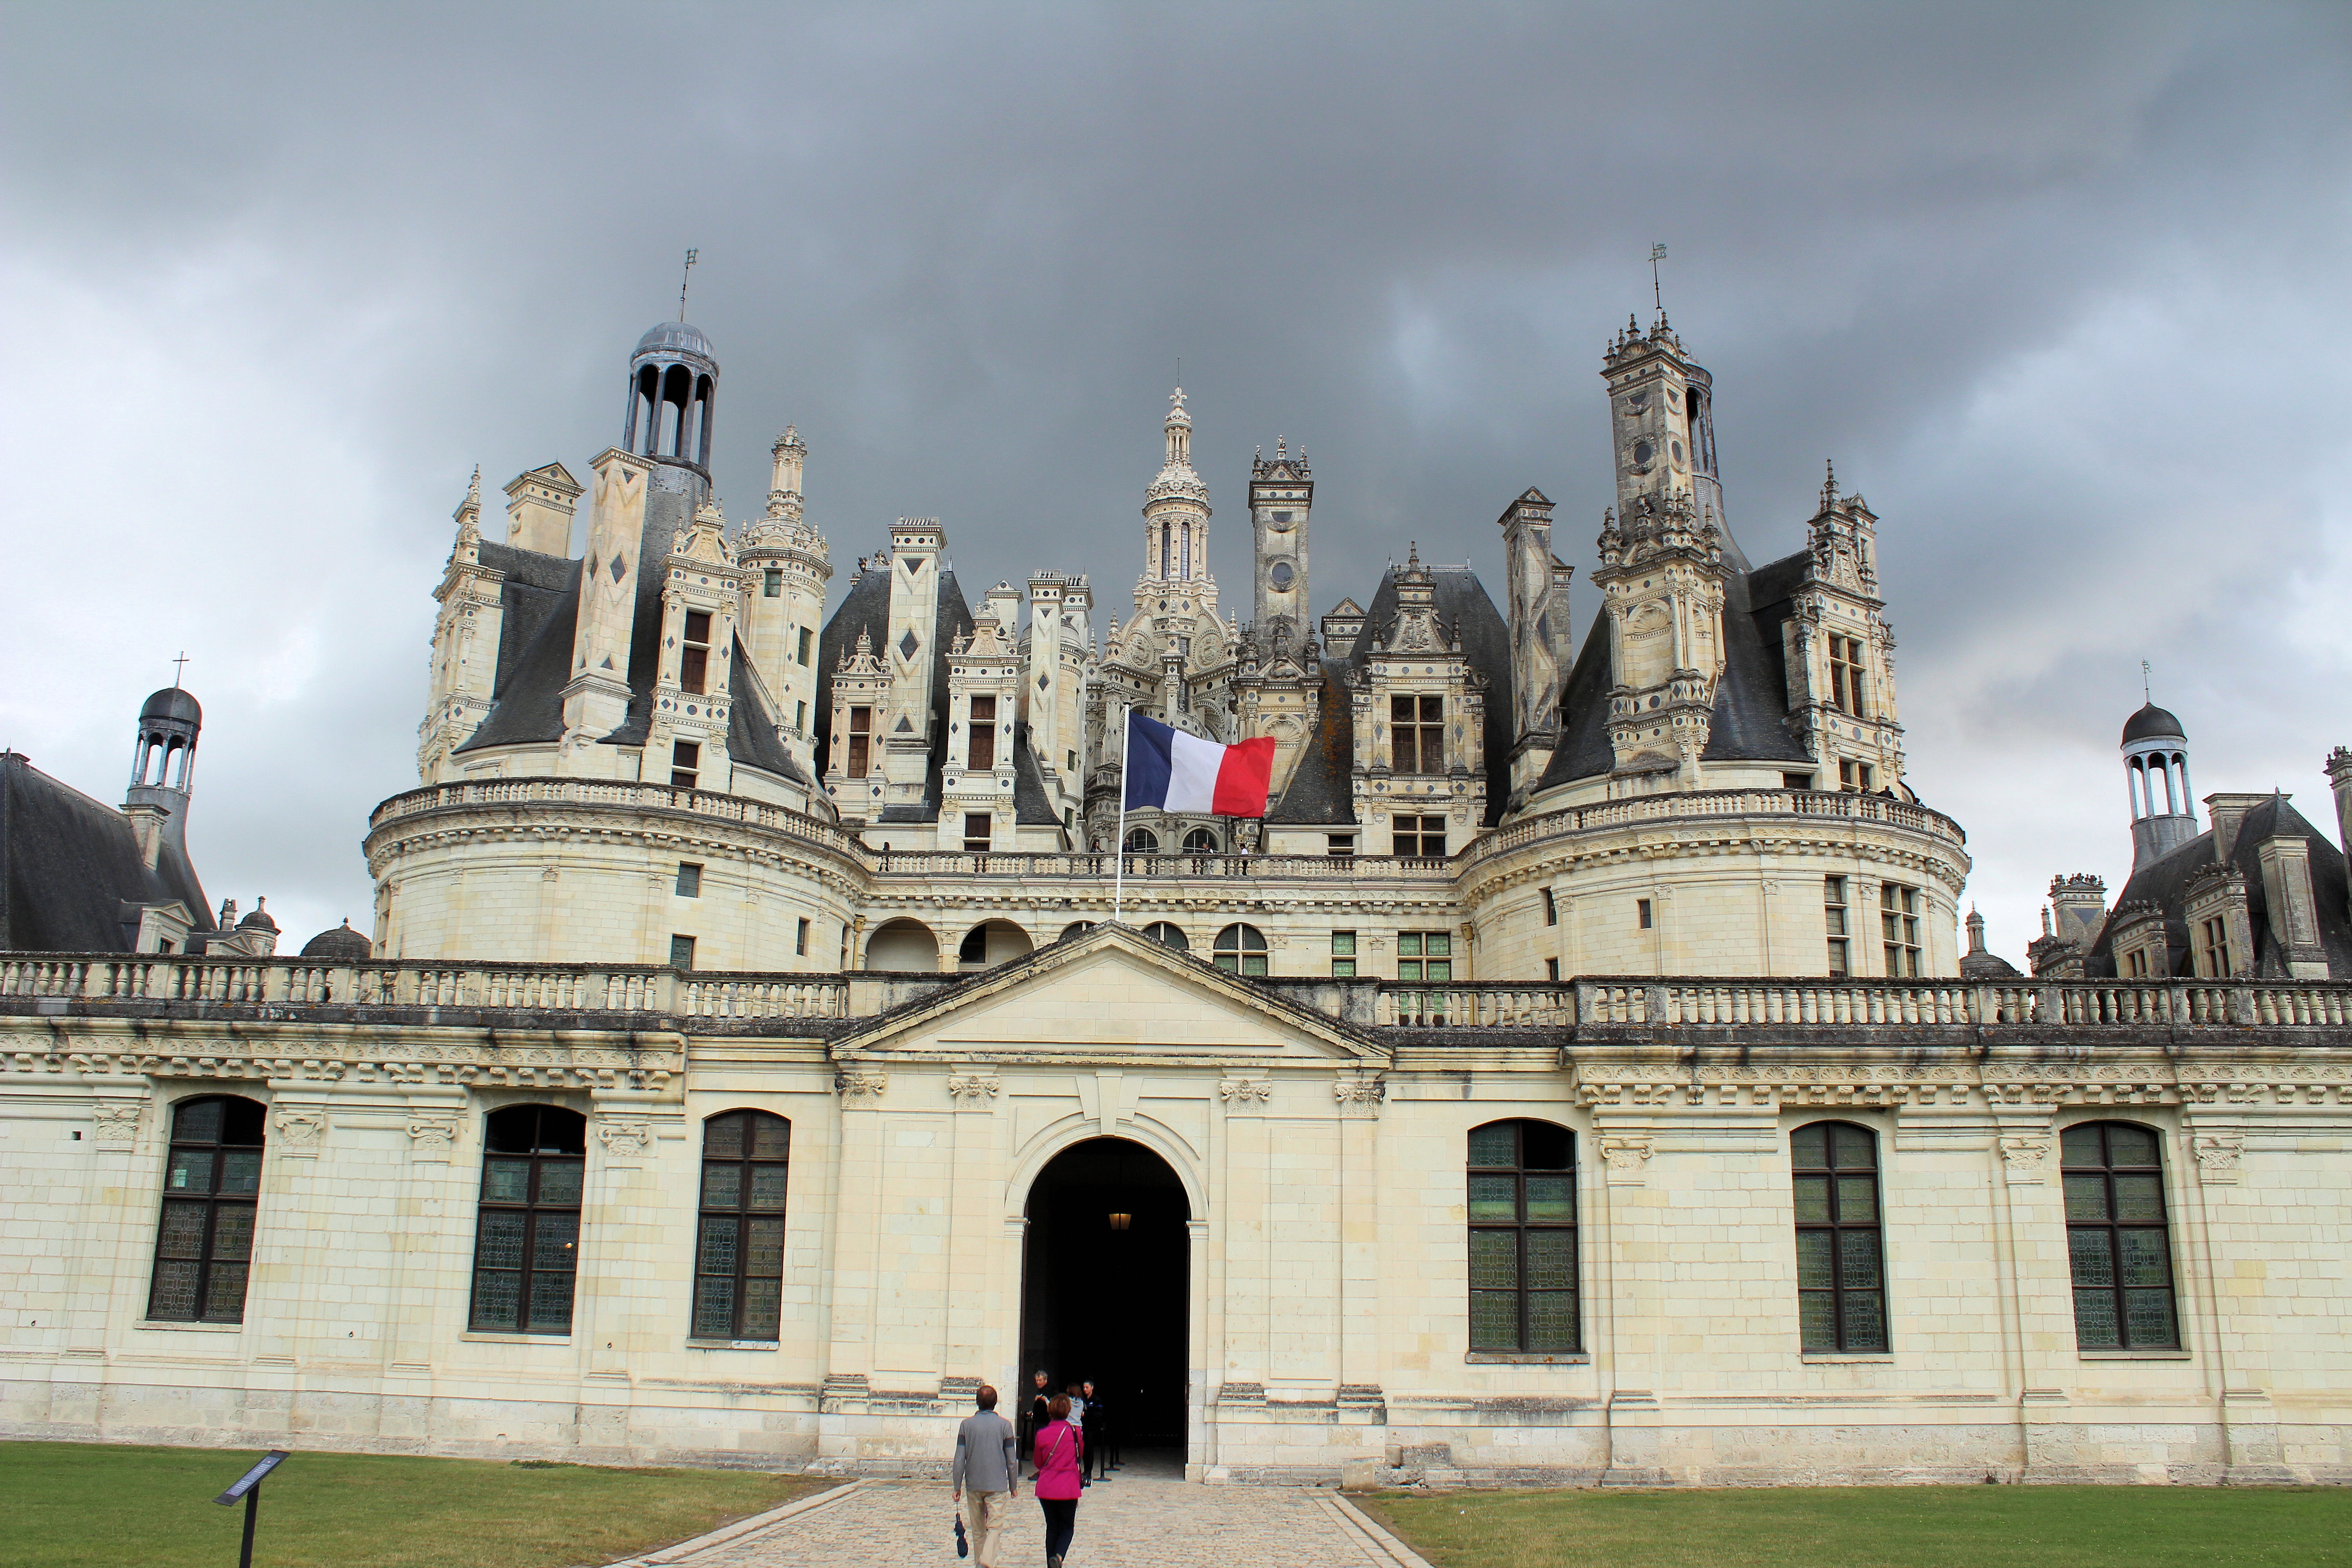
4;2;2347;964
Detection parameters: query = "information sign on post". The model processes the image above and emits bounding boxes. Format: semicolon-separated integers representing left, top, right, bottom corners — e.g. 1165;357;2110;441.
212;1450;288;1568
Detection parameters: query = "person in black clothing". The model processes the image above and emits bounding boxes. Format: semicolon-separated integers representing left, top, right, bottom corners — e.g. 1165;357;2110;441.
1021;1369;1052;1475
1080;1380;1112;1480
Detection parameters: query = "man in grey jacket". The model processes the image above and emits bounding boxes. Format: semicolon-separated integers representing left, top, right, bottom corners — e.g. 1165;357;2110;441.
950;1384;1018;1567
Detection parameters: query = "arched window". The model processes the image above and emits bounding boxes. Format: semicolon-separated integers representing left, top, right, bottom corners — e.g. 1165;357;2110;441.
1213;923;1268;976
1059;921;1096;942
1141;921;1189;951
1182;827;1220;853
2063;1122;2178;1350
1791;1122;1886;1352
1466;1121;1578;1353
147;1095;265;1323
470;1105;585;1334
1123;828;1160;853
693;1110;791;1342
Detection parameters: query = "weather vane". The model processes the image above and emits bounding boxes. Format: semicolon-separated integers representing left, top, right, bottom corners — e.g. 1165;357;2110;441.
2141;658;2152;701
1651;243;1668;314
679;248;698;321
172;651;189;688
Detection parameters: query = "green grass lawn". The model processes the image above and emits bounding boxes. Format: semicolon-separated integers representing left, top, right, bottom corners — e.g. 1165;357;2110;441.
1358;1483;2352;1568
0;1441;828;1568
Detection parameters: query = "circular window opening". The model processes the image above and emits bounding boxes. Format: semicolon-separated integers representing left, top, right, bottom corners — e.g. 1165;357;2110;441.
1632;441;1653;466
1213;922;1269;977
1269;561;1295;590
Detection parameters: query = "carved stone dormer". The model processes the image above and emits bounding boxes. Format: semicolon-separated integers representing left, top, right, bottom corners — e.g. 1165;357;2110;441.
1782;461;1903;794
1349;545;1486;856
2105;899;2171;980
2181;862;2254;980
824;627;892;827
1591;489;1727;795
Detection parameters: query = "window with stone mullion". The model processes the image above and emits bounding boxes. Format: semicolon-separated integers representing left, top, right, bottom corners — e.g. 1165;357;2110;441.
2062;1122;2179;1350
1792;1121;1887;1352
693;1110;791;1341
469;1105;585;1335
1466;1121;1578;1354
147;1095;266;1323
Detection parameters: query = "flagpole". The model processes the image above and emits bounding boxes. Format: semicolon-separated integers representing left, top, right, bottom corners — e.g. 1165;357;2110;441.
1112;704;1132;926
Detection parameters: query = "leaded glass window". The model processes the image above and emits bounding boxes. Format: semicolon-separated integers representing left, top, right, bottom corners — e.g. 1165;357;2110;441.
1213;923;1268;976
2062;1121;2180;1350
1466;1120;1578;1353
469;1105;585;1334
1791;1121;1887;1352
147;1095;265;1323
692;1110;791;1341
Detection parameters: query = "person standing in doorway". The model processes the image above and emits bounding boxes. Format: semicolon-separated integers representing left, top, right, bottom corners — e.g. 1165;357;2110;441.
1033;1393;1085;1568
951;1384;1018;1568
1022;1370;1052;1475
1079;1381;1110;1481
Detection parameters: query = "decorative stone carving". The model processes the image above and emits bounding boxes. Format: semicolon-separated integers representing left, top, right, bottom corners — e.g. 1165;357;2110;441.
835;1070;887;1100
596;1118;652;1160
1219;1078;1272;1104
407;1118;459;1161
1599;1133;1654;1185
946;1073;1001;1105
90;1102;142;1151
271;1107;327;1156
1998;1134;2051;1185
1335;1077;1385;1117
2192;1132;2244;1185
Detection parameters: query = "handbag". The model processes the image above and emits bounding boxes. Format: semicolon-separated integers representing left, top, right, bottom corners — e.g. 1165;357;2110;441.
954;1511;969;1559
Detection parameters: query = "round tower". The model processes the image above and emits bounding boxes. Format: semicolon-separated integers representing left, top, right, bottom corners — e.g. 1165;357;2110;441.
2122;701;2196;870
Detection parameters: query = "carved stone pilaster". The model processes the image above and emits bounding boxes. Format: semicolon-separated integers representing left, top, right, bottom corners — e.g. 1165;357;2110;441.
407;1118;459;1161
1599;1132;1654;1185
1219;1077;1272;1106
595;1117;652;1165
1335;1076;1385;1118
947;1073;1002;1107
271;1107;327;1157
90;1101;144;1152
2192;1132;2244;1185
1998;1134;2051;1185
834;1069;888;1102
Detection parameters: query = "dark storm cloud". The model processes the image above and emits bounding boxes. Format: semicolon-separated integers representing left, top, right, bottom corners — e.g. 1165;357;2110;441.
4;2;2347;955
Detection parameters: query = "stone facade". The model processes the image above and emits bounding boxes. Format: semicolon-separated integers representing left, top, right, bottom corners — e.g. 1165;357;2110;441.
5;305;2350;1488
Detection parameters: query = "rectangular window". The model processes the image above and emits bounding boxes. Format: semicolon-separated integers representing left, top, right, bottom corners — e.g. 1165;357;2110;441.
670;934;696;970
1327;833;1356;858
1545;957;1560;982
147;1096;265;1324
964;812;991;853
1331;931;1357;979
1390;695;1445;773
1397;931;1452;983
968;695;996;771
1467;1121;1579;1354
675;862;702;898
1067;750;1078;772
1541;888;1558;927
2200;916;2234;977
470;1105;585;1335
796;627;813;666
1637;898;1653;931
2125;947;2149;978
763;568;783;598
1838;758;1876;793
794;700;807;732
1825;877;1850;978
1783;771;1815;790
1392;814;1447;857
1791;1122;1887;1352
1829;635;1867;716
2063;1122;2180;1350
681;610;712;695
845;707;871;777
1881;884;1921;977
692;1111;791;1342
671;740;701;791
795;917;810;957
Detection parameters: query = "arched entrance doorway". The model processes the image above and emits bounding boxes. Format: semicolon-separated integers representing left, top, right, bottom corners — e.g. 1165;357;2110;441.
1019;1137;1189;1450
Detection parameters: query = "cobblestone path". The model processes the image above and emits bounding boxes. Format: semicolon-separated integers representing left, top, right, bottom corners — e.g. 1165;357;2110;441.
681;1458;1426;1568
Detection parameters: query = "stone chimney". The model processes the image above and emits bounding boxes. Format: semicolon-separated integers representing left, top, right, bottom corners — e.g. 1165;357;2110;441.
2327;746;2352;866
2048;874;2107;949
122;802;169;870
2206;792;2272;863
2255;829;2330;979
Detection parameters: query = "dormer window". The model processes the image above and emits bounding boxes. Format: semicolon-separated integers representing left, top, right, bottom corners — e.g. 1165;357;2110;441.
967;696;996;771
763;568;783;598
1838;759;1875;794
1391;696;1443;773
845;707;872;777
671;740;700;790
1828;636;1866;715
681;611;712;695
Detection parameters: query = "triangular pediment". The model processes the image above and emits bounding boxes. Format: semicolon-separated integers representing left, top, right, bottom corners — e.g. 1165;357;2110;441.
835;923;1387;1067
1325;597;1365;617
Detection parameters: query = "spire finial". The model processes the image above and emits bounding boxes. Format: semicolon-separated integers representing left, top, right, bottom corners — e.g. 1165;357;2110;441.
171;651;189;688
2141;659;2152;701
468;464;481;504
1820;459;1838;512
1650;242;1667;315
679;248;697;321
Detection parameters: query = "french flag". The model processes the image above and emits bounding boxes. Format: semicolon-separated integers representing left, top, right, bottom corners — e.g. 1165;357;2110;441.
1122;712;1277;818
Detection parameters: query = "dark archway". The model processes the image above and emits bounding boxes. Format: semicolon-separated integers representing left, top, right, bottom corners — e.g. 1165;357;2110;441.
1019;1137;1190;1449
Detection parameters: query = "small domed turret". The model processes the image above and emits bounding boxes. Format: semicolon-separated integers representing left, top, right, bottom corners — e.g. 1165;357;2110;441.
2123;697;2195;871
141;686;202;726
2122;702;2185;746
301;918;372;960
237;896;279;934
623;320;720;473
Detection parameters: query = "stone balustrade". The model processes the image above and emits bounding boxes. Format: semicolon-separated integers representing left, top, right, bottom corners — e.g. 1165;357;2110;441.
8;953;2346;1036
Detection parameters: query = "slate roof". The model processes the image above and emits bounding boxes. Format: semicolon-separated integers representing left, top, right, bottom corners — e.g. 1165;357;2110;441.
2088;796;2352;978
813;561;978;824
1267;564;1514;828
1530;541;1814;795
451;524;809;787
1;751;214;952
2123;702;2187;745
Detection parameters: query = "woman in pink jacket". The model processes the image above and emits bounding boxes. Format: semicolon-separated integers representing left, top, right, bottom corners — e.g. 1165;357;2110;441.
1030;1393;1085;1566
